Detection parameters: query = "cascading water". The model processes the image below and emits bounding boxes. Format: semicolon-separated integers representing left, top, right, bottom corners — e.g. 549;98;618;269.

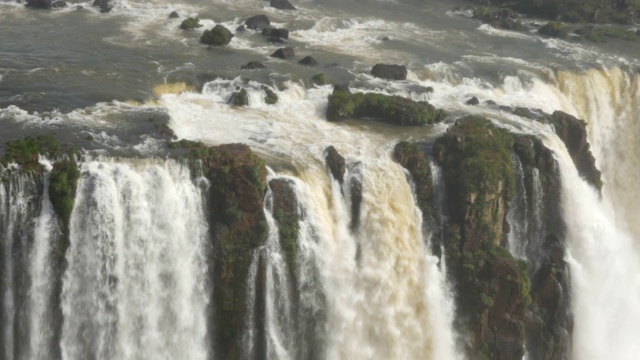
60;158;209;360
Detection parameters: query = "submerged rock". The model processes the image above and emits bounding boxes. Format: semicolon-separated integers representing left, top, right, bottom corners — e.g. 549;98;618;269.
179;17;202;30
92;0;111;13
51;1;66;8
262;27;289;40
168;11;179;19
326;85;446;125
270;47;295;60
538;21;568;38
241;61;266;70
228;88;249;106
466;96;480;105
270;0;296;10
261;86;278;105
371;63;407;80
25;0;52;9
298;56;318;66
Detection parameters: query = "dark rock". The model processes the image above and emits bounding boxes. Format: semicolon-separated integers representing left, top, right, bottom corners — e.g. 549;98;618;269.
267;36;285;43
270;47;295;60
200;25;234;46
236;25;246;32
195;73;220;91
298;56;318;66
245;14;270;30
25;0;52;9
229;89;249;106
380;36;390;41
485;100;497;106
269;178;299;273
473;7;524;31
169;11;179;18
575;25;595;36
270;0;296;10
51;1;66;8
262;27;289;39
92;0;111;13
324;146;345;184
545;111;602;190
466;96;480;105
538;21;568;38
262;86;278;105
75;5;83;10
180;17;202;30
326;85;446;125
349;162;363;231
371;64;407;80
241;61;266;70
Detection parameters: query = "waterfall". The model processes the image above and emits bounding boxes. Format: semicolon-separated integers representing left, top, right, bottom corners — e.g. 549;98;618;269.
507;154;529;258
60;158;209;360
542;136;640;360
291;159;460;360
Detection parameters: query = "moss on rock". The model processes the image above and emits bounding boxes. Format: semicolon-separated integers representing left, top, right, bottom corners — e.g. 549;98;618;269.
49;159;80;228
200;24;234;46
261;86;278;105
179;17;202;30
538;21;568;38
326;85;447;126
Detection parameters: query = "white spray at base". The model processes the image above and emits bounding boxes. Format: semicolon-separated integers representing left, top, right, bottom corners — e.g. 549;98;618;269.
539;135;640;360
60;159;209;360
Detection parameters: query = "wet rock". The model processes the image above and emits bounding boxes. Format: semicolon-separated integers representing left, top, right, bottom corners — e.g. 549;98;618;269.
262;27;289;39
298;56;318;66
380;36;390;41
92;0;111;13
270;47;295;60
168;11;179;19
228;89;249;106
200;25;234;46
267;36;285;43
51;0;66;8
466;96;479;105
310;73;327;86
269;178;299;273
180;17;202;30
474;7;524;31
241;61;266;70
349;162;363;231
371;63;407;80
485;100;497;106
327;84;446;125
236;24;245;32
324;146;346;184
25;0;51;9
262;86;278;105
538;21;568;38
545;111;602;190
270;0;296;10
245;14;271;30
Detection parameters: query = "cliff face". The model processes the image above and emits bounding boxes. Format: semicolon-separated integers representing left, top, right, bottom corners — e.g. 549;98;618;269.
394;115;597;360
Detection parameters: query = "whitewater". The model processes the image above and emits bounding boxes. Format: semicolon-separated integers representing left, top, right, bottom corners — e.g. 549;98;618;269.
1;0;640;359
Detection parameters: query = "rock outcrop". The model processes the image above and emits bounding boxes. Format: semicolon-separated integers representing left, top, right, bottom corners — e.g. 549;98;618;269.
200;25;234;46
245;15;271;30
270;47;295;60
270;0;296;10
371;63;407;80
326;85;446;125
324;146;346;184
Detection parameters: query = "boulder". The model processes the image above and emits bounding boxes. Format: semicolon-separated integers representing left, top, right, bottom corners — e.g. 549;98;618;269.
371;64;407;80
200;25;234;46
270;0;296;10
270;47;295;60
262;27;289;39
229;89;249;106
269;178;299;273
25;0;52;9
241;61;266;70
538;21;568;38
326;85;446;125
245;15;270;30
262;86;278;105
267;36;286;43
179;17;202;30
168;11;179;18
52;1;67;8
310;73;327;86
466;96;479;105
545;111;602;190
92;0;111;13
324;146;346;184
298;56;318;66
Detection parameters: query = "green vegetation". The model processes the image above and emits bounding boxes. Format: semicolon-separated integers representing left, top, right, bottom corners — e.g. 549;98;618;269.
262;86;278;105
2;134;62;169
310;73;327;86
273;207;298;273
49;160;80;227
200;25;234;46
538;21;568;38
497;0;640;24
179;17;202;30
585;26;638;42
327;87;447;125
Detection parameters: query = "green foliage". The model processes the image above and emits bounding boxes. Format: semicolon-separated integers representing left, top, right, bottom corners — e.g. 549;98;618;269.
538;21;568;38
327;88;447;126
586;27;638;42
273;207;299;273
179;17;202;30
2;134;61;168
261;86;278;105
49;159;80;227
503;0;638;24
200;24;234;46
310;73;327;86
